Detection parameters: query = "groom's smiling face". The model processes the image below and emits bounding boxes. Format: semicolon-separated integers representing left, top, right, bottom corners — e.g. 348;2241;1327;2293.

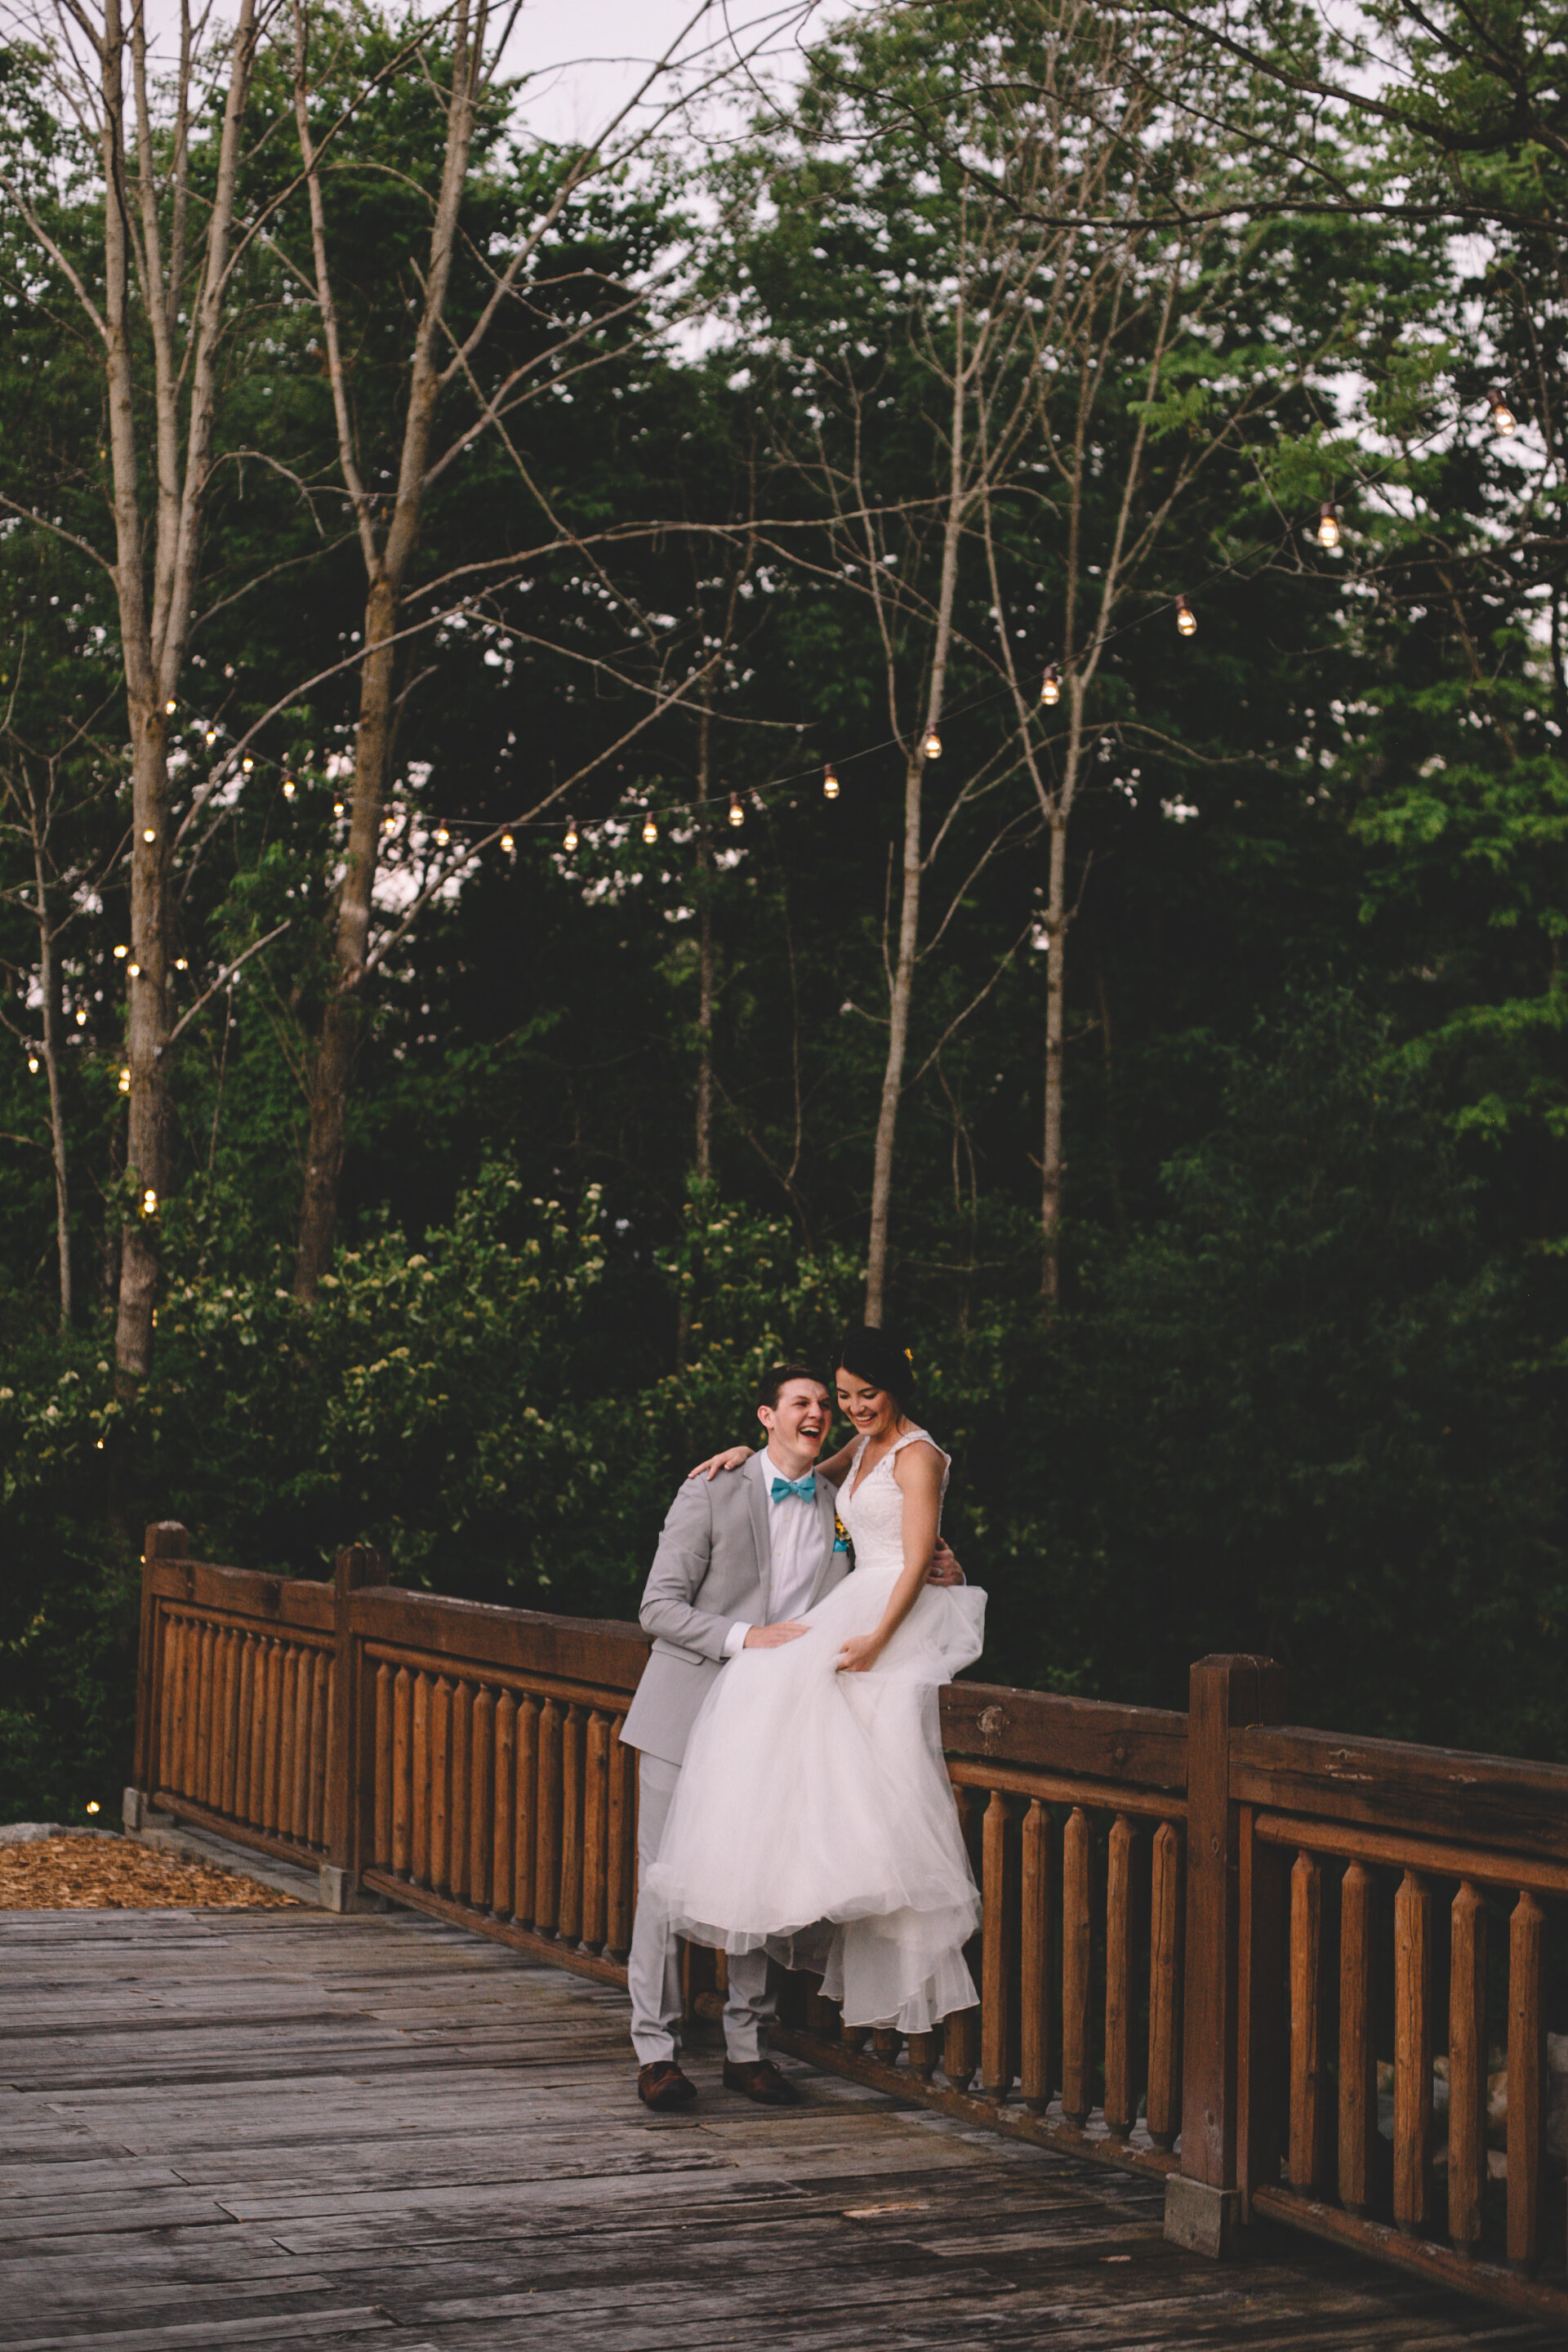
757;1379;831;1462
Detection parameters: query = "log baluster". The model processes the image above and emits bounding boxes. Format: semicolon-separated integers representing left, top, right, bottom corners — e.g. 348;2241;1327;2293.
871;2029;902;2065
217;1627;241;1813
1393;1869;1432;2234
291;1650;313;1843
980;1788;1016;2102
1147;1820;1183;2149
470;1686;496;1913
942;1787;981;2089
372;1664;394;1868
559;1704;586;1945
533;1697;562;1934
234;1633;257;1820
158;1615;180;1792
261;1640;284;1832
1104;1814;1139;2140
1447;1879;1487;2252
311;1648;330;1846
605;1719;634;1960
1289;1851;1330;2192
410;1671;432;1886
449;1680;473;1903
1337;1860;1377;2216
184;1617;203;1794
492;1692;517;1918
247;1639;269;1826
1019;1798;1056;2114
1061;1805;1093;2127
276;1641;299;1839
581;1712;610;1953
430;1677;453;1895
810;1989;844;2044
391;1666;413;1877
1508;1889;1544;2273
514;1695;541;1927
194;1622;216;1805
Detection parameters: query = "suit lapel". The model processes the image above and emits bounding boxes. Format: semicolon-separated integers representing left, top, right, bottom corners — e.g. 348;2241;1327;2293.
746;1457;773;1622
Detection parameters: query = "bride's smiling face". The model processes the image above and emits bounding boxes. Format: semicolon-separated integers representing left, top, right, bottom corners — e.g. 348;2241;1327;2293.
835;1371;898;1441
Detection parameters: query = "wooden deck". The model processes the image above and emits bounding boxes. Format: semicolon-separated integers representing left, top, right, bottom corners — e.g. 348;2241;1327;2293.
0;1905;1556;2351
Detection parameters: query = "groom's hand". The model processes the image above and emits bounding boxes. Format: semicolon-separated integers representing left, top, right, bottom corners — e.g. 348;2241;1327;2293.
927;1542;964;1587
745;1621;808;1648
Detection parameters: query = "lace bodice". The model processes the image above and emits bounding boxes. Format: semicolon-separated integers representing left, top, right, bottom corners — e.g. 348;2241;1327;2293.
837;1428;951;1577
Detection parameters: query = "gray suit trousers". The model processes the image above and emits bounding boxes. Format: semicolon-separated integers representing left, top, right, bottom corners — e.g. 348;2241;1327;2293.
627;1752;773;2066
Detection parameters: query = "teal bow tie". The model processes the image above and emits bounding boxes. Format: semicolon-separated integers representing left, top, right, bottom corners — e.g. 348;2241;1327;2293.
770;1472;817;1503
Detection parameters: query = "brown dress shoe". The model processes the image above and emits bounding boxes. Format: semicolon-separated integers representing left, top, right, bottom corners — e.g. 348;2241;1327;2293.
638;2059;697;2111
722;2056;801;2105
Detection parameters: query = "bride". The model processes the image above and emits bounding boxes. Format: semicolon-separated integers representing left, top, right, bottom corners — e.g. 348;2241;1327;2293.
645;1325;986;2036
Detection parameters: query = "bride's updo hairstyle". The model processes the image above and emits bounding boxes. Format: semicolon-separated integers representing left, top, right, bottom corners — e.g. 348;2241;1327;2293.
835;1324;917;1412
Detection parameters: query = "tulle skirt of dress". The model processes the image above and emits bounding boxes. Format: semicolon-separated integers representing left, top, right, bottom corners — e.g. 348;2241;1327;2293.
644;1568;987;2034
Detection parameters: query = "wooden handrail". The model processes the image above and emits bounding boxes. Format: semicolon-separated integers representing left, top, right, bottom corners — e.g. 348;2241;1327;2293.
129;1528;1568;2323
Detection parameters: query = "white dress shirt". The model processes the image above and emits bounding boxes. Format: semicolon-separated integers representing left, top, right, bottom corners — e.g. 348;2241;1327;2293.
723;1445;828;1655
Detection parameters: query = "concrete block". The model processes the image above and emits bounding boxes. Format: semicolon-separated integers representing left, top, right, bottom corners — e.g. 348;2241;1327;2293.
122;1787;145;1832
1164;2174;1241;2259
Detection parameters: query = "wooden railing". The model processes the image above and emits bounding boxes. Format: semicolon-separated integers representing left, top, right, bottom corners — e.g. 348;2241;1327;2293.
129;1527;1566;2322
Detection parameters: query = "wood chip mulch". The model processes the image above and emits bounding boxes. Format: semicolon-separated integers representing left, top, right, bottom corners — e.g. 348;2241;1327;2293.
0;1834;300;1910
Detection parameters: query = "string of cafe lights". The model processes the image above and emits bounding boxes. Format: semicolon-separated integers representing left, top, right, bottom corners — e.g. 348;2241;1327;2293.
13;383;1535;1082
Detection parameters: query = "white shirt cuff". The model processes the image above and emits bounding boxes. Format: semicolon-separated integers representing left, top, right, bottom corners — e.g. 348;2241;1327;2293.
724;1621;751;1656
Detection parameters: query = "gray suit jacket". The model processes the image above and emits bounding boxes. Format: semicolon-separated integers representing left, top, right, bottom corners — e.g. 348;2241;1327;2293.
620;1456;849;1767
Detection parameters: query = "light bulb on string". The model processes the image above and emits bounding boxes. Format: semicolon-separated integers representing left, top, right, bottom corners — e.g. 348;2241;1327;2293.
1041;663;1062;707
241;755;254;773
564;817;579;852
641;813;658;845
283;778;296;801
75;1008;87;1026
728;791;745;829
333;798;345;818
114;943;127;960
500;831;514;853
382;811;397;835
141;1187;158;1216
1175;595;1196;638
174;957;187;971
205;729;217;746
164;698;176;716
1490;388;1517;436
1315;501;1340;548
27;1054;38;1073
922;725;942;760
434;821;450;845
118;1067;131;1094
127;961;140;977
823;763;840;800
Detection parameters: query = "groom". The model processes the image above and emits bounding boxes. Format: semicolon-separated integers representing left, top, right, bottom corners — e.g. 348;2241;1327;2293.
619;1361;963;2113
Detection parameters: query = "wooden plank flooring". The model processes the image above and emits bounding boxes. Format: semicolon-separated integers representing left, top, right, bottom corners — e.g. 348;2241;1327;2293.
0;1906;1555;2350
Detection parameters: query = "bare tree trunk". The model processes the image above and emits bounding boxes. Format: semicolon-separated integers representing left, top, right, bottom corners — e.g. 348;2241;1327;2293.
693;695;715;1186
866;752;924;1328
31;836;73;1329
1040;810;1069;1303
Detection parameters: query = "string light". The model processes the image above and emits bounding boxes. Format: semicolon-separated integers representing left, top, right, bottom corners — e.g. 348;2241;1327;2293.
1490;388;1517;436
500;831;514;853
174;957;188;972
205;729;217;745
283;778;296;800
333;798;345;818
85;1801;100;1815
922;726;942;760
1175;595;1197;637
127;961;140;976
118;1067;131;1093
641;813;658;844
1041;663;1062;707
114;943;127;959
164;698;176;715
1316;500;1341;549
564;817;579;851
382;812;397;835
241;755;254;773
823;763;840;800
27;1054;38;1073
141;1187;158;1215
727;791;744;829
75;1008;87;1026
142;826;155;843
434;821;450;845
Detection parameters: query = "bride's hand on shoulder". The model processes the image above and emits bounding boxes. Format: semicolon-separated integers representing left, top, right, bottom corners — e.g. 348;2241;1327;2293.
835;1632;884;1674
687;1445;752;1481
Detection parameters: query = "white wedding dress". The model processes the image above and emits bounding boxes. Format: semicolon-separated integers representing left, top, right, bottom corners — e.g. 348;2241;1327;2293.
645;1429;987;2034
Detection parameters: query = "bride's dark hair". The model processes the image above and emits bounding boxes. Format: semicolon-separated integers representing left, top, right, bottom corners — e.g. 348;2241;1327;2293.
835;1324;917;1410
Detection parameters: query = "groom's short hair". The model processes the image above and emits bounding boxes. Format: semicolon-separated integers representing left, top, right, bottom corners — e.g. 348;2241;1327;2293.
757;1361;828;1411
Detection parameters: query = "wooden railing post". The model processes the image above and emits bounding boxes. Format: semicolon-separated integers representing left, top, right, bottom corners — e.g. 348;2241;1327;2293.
323;1542;385;1908
1165;1654;1285;2260
128;1522;189;1828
